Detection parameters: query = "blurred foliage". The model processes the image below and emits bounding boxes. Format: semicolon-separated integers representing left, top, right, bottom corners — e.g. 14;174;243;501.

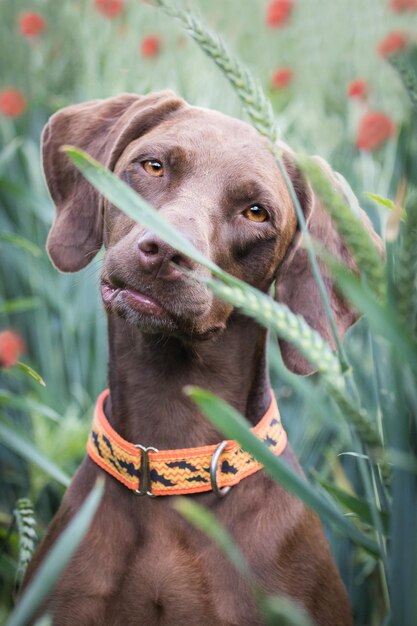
1;0;417;624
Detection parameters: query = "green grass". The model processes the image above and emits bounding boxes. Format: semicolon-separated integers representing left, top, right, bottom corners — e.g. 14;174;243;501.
1;1;417;624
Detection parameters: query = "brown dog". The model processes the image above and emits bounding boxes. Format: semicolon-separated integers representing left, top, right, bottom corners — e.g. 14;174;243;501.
23;91;375;625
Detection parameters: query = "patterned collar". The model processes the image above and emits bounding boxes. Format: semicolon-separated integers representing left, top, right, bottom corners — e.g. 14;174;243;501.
87;389;287;497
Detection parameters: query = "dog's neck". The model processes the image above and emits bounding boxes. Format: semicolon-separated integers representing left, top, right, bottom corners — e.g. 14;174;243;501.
105;312;271;449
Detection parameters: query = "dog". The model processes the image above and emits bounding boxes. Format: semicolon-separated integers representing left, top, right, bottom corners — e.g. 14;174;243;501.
23;90;378;625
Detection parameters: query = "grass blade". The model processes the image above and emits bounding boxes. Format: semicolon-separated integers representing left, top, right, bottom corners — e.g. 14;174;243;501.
174;498;315;626
329;264;417;375
6;480;103;626
16;363;46;387
0;422;70;487
260;596;316;626
0;391;60;422
316;475;389;532
185;386;380;555
173;498;252;582
0;233;42;258
62;146;221;278
0;299;41;315
63;146;343;383
154;0;347;369
298;155;386;301
201;276;342;382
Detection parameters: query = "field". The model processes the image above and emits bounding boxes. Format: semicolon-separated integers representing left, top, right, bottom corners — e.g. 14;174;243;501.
1;1;417;624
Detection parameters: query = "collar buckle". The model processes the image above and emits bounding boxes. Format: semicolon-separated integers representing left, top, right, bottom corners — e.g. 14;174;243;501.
134;444;159;497
210;441;232;498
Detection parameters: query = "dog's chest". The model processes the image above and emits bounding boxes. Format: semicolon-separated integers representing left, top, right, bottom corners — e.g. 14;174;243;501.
109;521;254;625
54;472;284;625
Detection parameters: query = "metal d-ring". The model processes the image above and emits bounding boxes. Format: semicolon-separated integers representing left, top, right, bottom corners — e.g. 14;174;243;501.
210;440;232;498
134;444;159;497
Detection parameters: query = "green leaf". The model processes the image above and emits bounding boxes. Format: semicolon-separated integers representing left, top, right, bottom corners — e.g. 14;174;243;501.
0;137;25;172
174;498;315;626
387;449;417;474
16;362;46;387
0;233;42;258
298;155;386;302
0;422;70;487
0;298;41;315
328;384;384;454
329;264;417;376
62;145;222;279
33;617;52;626
63;146;342;383
260;595;316;626
366;193;395;211
200;276;342;382
315;475;389;532
173;498;253;583
185;386;380;556
6;481;103;626
155;0;347;368
174;497;314;626
0;391;60;422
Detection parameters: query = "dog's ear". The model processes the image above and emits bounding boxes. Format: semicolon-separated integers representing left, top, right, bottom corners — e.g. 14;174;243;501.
275;146;382;375
42;91;184;272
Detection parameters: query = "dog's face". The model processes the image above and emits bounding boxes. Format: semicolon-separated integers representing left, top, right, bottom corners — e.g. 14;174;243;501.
101;107;298;339
42;91;379;371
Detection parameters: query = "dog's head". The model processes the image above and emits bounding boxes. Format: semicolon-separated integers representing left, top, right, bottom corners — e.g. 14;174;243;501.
42;91;379;373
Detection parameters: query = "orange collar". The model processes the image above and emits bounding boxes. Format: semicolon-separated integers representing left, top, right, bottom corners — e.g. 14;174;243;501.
87;390;287;497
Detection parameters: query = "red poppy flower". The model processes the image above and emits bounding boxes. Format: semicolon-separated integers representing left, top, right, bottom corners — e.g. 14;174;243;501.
389;0;408;10
271;68;293;89
377;32;409;57
356;111;395;151
0;89;26;118
94;0;124;19
389;0;417;11
18;11;46;38
140;35;161;58
347;79;368;99
0;330;25;368
266;0;293;28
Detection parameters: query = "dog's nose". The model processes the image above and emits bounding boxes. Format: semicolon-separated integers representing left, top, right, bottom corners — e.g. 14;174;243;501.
137;233;195;280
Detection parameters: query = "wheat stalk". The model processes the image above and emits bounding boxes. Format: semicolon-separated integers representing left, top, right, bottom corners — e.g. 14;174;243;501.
397;195;417;328
204;276;387;468
14;498;37;587
297;155;386;302
154;0;387;469
203;276;343;382
155;0;348;365
389;52;417;110
329;386;390;483
154;0;276;140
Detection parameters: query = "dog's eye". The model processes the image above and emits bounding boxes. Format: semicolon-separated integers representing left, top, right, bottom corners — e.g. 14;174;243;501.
142;160;164;177
242;205;269;222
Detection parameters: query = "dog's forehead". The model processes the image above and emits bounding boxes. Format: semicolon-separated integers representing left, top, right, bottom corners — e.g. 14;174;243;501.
177;105;266;142
121;103;276;172
170;106;271;157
